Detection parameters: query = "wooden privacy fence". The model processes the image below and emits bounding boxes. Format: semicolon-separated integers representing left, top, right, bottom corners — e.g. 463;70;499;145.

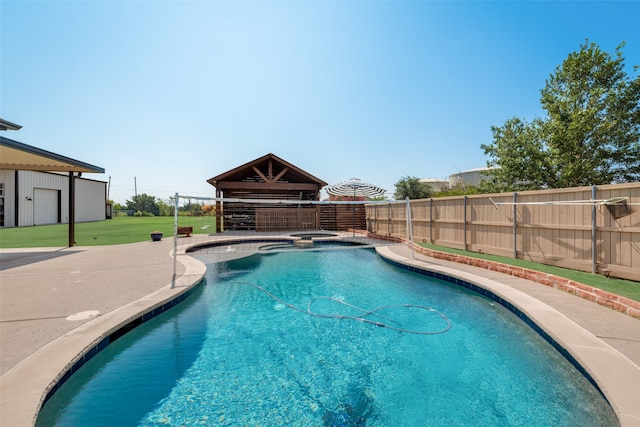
252;204;366;232
366;183;640;281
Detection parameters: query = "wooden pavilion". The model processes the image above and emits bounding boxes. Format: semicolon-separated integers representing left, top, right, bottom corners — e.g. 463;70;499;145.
207;153;331;231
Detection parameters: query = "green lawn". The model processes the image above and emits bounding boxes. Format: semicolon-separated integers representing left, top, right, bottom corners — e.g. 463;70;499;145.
0;218;637;301
0;216;217;247
418;243;640;302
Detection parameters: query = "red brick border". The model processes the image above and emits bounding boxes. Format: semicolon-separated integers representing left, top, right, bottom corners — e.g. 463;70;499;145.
363;231;640;319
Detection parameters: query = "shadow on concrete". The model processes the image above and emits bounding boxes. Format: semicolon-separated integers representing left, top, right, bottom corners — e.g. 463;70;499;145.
0;250;81;270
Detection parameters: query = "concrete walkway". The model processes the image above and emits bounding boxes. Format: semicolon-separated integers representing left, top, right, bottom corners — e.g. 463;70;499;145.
1;236;638;426
0;239;205;426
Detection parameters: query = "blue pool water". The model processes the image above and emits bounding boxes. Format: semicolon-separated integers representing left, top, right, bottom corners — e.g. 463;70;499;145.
36;249;618;426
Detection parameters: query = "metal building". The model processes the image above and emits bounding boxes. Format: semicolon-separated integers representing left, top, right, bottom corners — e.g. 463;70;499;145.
0;133;105;245
0;169;107;227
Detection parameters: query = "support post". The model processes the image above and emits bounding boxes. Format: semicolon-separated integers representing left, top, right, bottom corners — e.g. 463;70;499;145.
172;192;179;288
406;197;414;259
591;185;597;274
374;203;377;234
429;198;433;244
215;189;222;233
513;192;518;259
352;189;356;237
463;196;467;251
68;172;75;247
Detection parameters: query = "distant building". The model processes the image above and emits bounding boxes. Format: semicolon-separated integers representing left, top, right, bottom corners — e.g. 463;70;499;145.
207;153;327;231
448;167;496;187
420;178;449;193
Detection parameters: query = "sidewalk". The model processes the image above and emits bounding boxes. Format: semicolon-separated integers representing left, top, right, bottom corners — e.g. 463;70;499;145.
0;240;206;426
1;237;638;426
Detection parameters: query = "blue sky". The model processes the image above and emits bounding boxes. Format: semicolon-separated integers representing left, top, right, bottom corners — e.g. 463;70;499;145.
2;1;639;204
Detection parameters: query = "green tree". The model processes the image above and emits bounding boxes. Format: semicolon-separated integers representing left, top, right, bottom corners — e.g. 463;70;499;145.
436;184;481;197
157;199;174;216
110;201;125;210
180;201;205;216
480;117;552;192
125;193;160;216
394;176;433;200
482;40;640;191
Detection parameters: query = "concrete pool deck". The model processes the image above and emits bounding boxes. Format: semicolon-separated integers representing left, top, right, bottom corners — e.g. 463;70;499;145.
0;234;639;426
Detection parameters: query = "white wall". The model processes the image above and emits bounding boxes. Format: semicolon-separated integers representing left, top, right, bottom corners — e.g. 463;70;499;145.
0;170;106;227
76;177;107;222
18;171;68;226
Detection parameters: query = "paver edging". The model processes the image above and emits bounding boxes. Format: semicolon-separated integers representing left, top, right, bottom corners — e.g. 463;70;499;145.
363;231;639;319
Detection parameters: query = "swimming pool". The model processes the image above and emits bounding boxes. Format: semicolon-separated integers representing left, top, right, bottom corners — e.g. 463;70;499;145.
36;248;618;426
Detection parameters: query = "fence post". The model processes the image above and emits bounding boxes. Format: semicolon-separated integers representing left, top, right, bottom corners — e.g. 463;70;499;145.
463;196;467;251
374;203;377;234
429;198;433;244
592;185;597;274
406;197;415;259
513;192;518;259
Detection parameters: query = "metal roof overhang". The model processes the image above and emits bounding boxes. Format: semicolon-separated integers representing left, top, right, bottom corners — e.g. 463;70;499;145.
0;136;105;173
0;136;105;247
0;118;22;131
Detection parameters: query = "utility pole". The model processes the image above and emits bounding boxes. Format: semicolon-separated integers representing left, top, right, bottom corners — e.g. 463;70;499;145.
134;176;137;198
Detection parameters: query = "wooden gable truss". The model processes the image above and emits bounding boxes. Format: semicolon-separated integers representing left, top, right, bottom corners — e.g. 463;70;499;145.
207;153;329;230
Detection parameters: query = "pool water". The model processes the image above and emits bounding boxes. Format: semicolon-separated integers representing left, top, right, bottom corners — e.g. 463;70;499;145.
36;249;618;426
258;239;366;252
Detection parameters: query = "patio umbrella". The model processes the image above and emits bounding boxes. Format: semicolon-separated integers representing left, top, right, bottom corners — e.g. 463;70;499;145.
325;178;386;235
325;178;386;199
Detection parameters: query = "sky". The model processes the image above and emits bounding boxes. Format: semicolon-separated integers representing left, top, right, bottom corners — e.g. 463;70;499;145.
1;1;639;204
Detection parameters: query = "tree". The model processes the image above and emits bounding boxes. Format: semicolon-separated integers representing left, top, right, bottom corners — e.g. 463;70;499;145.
125;193;160;216
156;199;173;216
110;201;125;210
394;176;433;200
482;40;640;191
180;201;205;216
480;117;553;192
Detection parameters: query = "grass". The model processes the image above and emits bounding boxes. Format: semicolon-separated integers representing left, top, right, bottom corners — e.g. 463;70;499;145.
0;216;217;247
0;217;637;301
418;242;640;301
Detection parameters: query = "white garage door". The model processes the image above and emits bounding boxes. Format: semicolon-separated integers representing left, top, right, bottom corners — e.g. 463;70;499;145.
34;188;59;225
